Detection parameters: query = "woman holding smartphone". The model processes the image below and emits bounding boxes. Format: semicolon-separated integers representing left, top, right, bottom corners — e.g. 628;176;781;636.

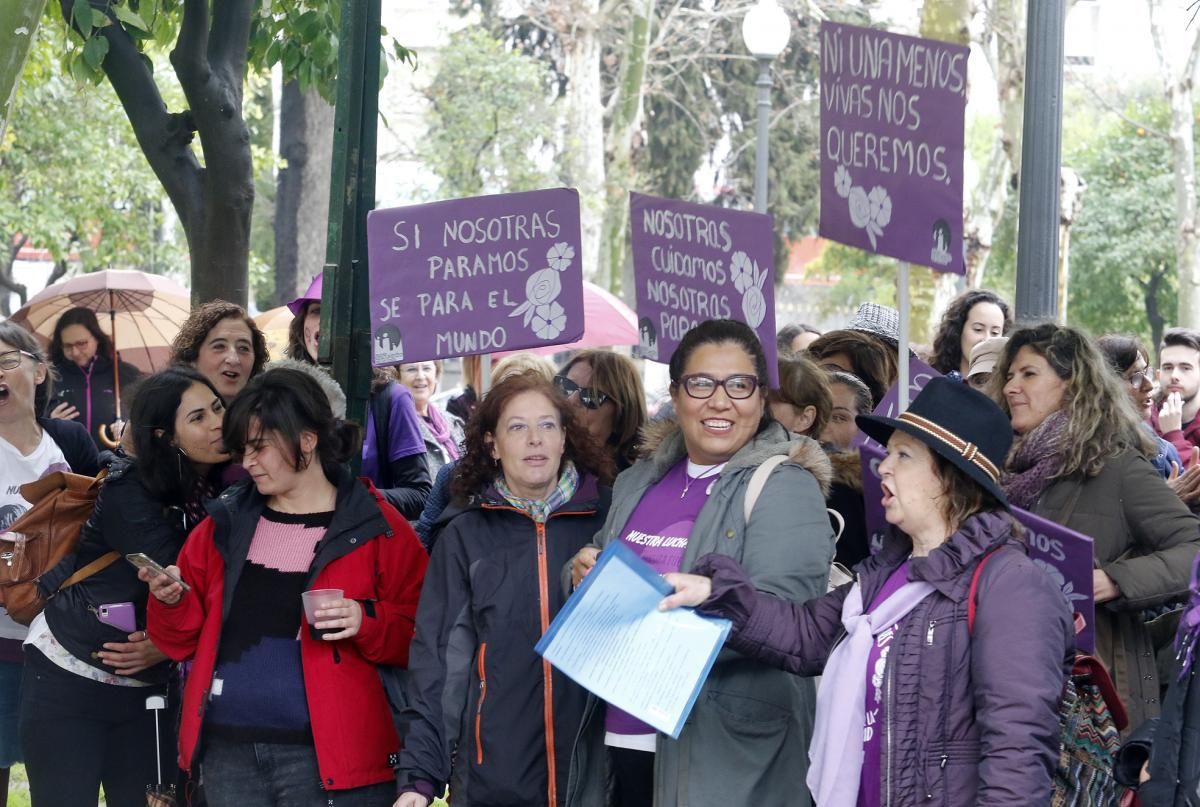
143;367;428;807
19;366;230;807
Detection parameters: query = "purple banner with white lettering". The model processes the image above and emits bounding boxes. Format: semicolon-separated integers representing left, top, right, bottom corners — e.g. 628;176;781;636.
859;445;1095;652
819;21;968;274
852;355;942;450
629;192;778;384
365;188;584;365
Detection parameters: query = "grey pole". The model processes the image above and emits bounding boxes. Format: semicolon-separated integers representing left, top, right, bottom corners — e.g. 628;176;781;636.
1014;0;1067;322
753;57;772;214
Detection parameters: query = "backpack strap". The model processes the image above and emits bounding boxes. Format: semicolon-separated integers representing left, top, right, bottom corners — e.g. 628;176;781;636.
966;548;1003;634
59;551;121;591
743;454;788;524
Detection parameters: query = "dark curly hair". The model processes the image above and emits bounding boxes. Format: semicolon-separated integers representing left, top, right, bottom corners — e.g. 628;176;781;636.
929;289;1012;376
452;373;615;498
170;300;269;380
49;307;113;366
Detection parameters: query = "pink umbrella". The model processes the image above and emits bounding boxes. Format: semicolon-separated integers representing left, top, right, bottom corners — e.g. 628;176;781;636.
495;281;638;358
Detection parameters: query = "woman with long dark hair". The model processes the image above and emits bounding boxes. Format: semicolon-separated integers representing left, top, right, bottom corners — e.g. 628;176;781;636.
20;366;228;807
47;307;143;448
928;289;1011;380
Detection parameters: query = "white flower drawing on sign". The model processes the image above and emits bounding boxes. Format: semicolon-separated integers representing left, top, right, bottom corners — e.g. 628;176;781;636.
532;302;567;339
835;164;892;250
728;247;769;328
1031;559;1089;606
510;241;574;340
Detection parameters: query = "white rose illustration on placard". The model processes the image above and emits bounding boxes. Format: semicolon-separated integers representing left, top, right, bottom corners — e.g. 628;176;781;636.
727;246;768;329
835;164;892;250
510;241;574;339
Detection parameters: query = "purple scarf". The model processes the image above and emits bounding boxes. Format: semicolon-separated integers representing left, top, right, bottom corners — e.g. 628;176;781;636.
1001;410;1070;510
424;404;460;461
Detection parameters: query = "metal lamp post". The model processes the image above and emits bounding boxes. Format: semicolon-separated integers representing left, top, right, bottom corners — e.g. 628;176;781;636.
742;0;791;214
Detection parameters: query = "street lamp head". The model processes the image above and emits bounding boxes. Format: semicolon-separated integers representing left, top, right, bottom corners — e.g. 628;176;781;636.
742;0;791;59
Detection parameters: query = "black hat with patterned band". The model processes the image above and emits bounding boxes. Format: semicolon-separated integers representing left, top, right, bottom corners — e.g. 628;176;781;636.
855;376;1013;507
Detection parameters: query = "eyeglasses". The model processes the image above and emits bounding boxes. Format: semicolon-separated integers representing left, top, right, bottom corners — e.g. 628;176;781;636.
677;373;760;400
1126;369;1155;389
554;375;610;410
0;350;37;371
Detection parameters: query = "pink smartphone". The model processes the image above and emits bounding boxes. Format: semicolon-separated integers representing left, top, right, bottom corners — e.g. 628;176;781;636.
95;602;137;634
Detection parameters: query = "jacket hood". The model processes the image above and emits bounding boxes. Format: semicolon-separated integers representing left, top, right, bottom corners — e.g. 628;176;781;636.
436;469;610;530
263;358;347;419
827;448;863;492
638;419;832;496
876;510;1025;601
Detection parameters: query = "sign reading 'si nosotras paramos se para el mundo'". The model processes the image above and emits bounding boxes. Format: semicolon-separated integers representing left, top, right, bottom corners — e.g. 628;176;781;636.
366;188;584;366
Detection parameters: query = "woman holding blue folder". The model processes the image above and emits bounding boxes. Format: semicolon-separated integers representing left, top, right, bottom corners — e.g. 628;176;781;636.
566;319;836;807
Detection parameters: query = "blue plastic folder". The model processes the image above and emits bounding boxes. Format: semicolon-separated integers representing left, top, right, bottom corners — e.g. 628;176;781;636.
535;541;731;738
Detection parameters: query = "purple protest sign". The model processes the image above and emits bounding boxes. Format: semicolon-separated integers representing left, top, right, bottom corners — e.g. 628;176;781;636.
859;441;888;556
1011;508;1096;653
629;192;778;383
858;442;1096;652
852;355;942;450
365;188;584;365
818;22;968;274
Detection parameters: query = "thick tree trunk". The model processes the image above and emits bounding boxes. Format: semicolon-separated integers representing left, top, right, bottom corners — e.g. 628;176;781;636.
275;80;335;306
0;235;29;316
61;0;255;307
558;0;605;284
598;0;654;298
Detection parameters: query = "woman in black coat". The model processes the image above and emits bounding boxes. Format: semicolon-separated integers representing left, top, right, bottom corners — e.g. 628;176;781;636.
20;367;229;807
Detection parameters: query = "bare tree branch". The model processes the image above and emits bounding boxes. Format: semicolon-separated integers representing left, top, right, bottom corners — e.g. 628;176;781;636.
171;0;210;88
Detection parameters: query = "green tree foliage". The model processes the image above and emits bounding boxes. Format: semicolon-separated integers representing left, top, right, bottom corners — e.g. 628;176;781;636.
48;0;411;305
0;33;185;313
420;28;558;199
1063;93;1178;352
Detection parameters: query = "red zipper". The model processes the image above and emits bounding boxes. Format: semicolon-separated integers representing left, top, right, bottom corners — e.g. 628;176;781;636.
475;642;488;765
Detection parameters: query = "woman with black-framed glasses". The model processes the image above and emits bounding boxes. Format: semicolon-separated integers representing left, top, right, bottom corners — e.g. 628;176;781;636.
1096;334;1182;481
564;320;835;807
556;351;647;471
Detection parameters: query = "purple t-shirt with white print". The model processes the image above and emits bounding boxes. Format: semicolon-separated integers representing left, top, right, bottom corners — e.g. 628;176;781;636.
605;458;720;740
859;560;911;807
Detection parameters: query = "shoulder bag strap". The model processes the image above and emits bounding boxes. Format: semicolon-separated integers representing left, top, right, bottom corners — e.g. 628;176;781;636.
966;548;1003;634
743;454;788;524
59;551;121;591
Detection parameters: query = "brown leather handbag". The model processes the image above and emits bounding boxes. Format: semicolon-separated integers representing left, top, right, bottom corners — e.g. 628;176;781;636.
0;470;119;625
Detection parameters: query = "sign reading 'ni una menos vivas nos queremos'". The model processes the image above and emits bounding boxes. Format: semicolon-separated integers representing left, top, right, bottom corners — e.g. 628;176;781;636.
818;21;969;274
366;188;584;366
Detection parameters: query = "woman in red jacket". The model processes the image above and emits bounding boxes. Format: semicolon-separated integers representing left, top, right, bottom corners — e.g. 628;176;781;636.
142;367;428;806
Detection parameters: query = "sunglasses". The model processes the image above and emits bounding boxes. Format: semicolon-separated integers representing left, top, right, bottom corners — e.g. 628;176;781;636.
554;375;610;410
677;373;760;400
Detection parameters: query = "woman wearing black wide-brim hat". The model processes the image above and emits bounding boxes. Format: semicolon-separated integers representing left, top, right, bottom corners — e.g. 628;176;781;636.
660;377;1075;806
